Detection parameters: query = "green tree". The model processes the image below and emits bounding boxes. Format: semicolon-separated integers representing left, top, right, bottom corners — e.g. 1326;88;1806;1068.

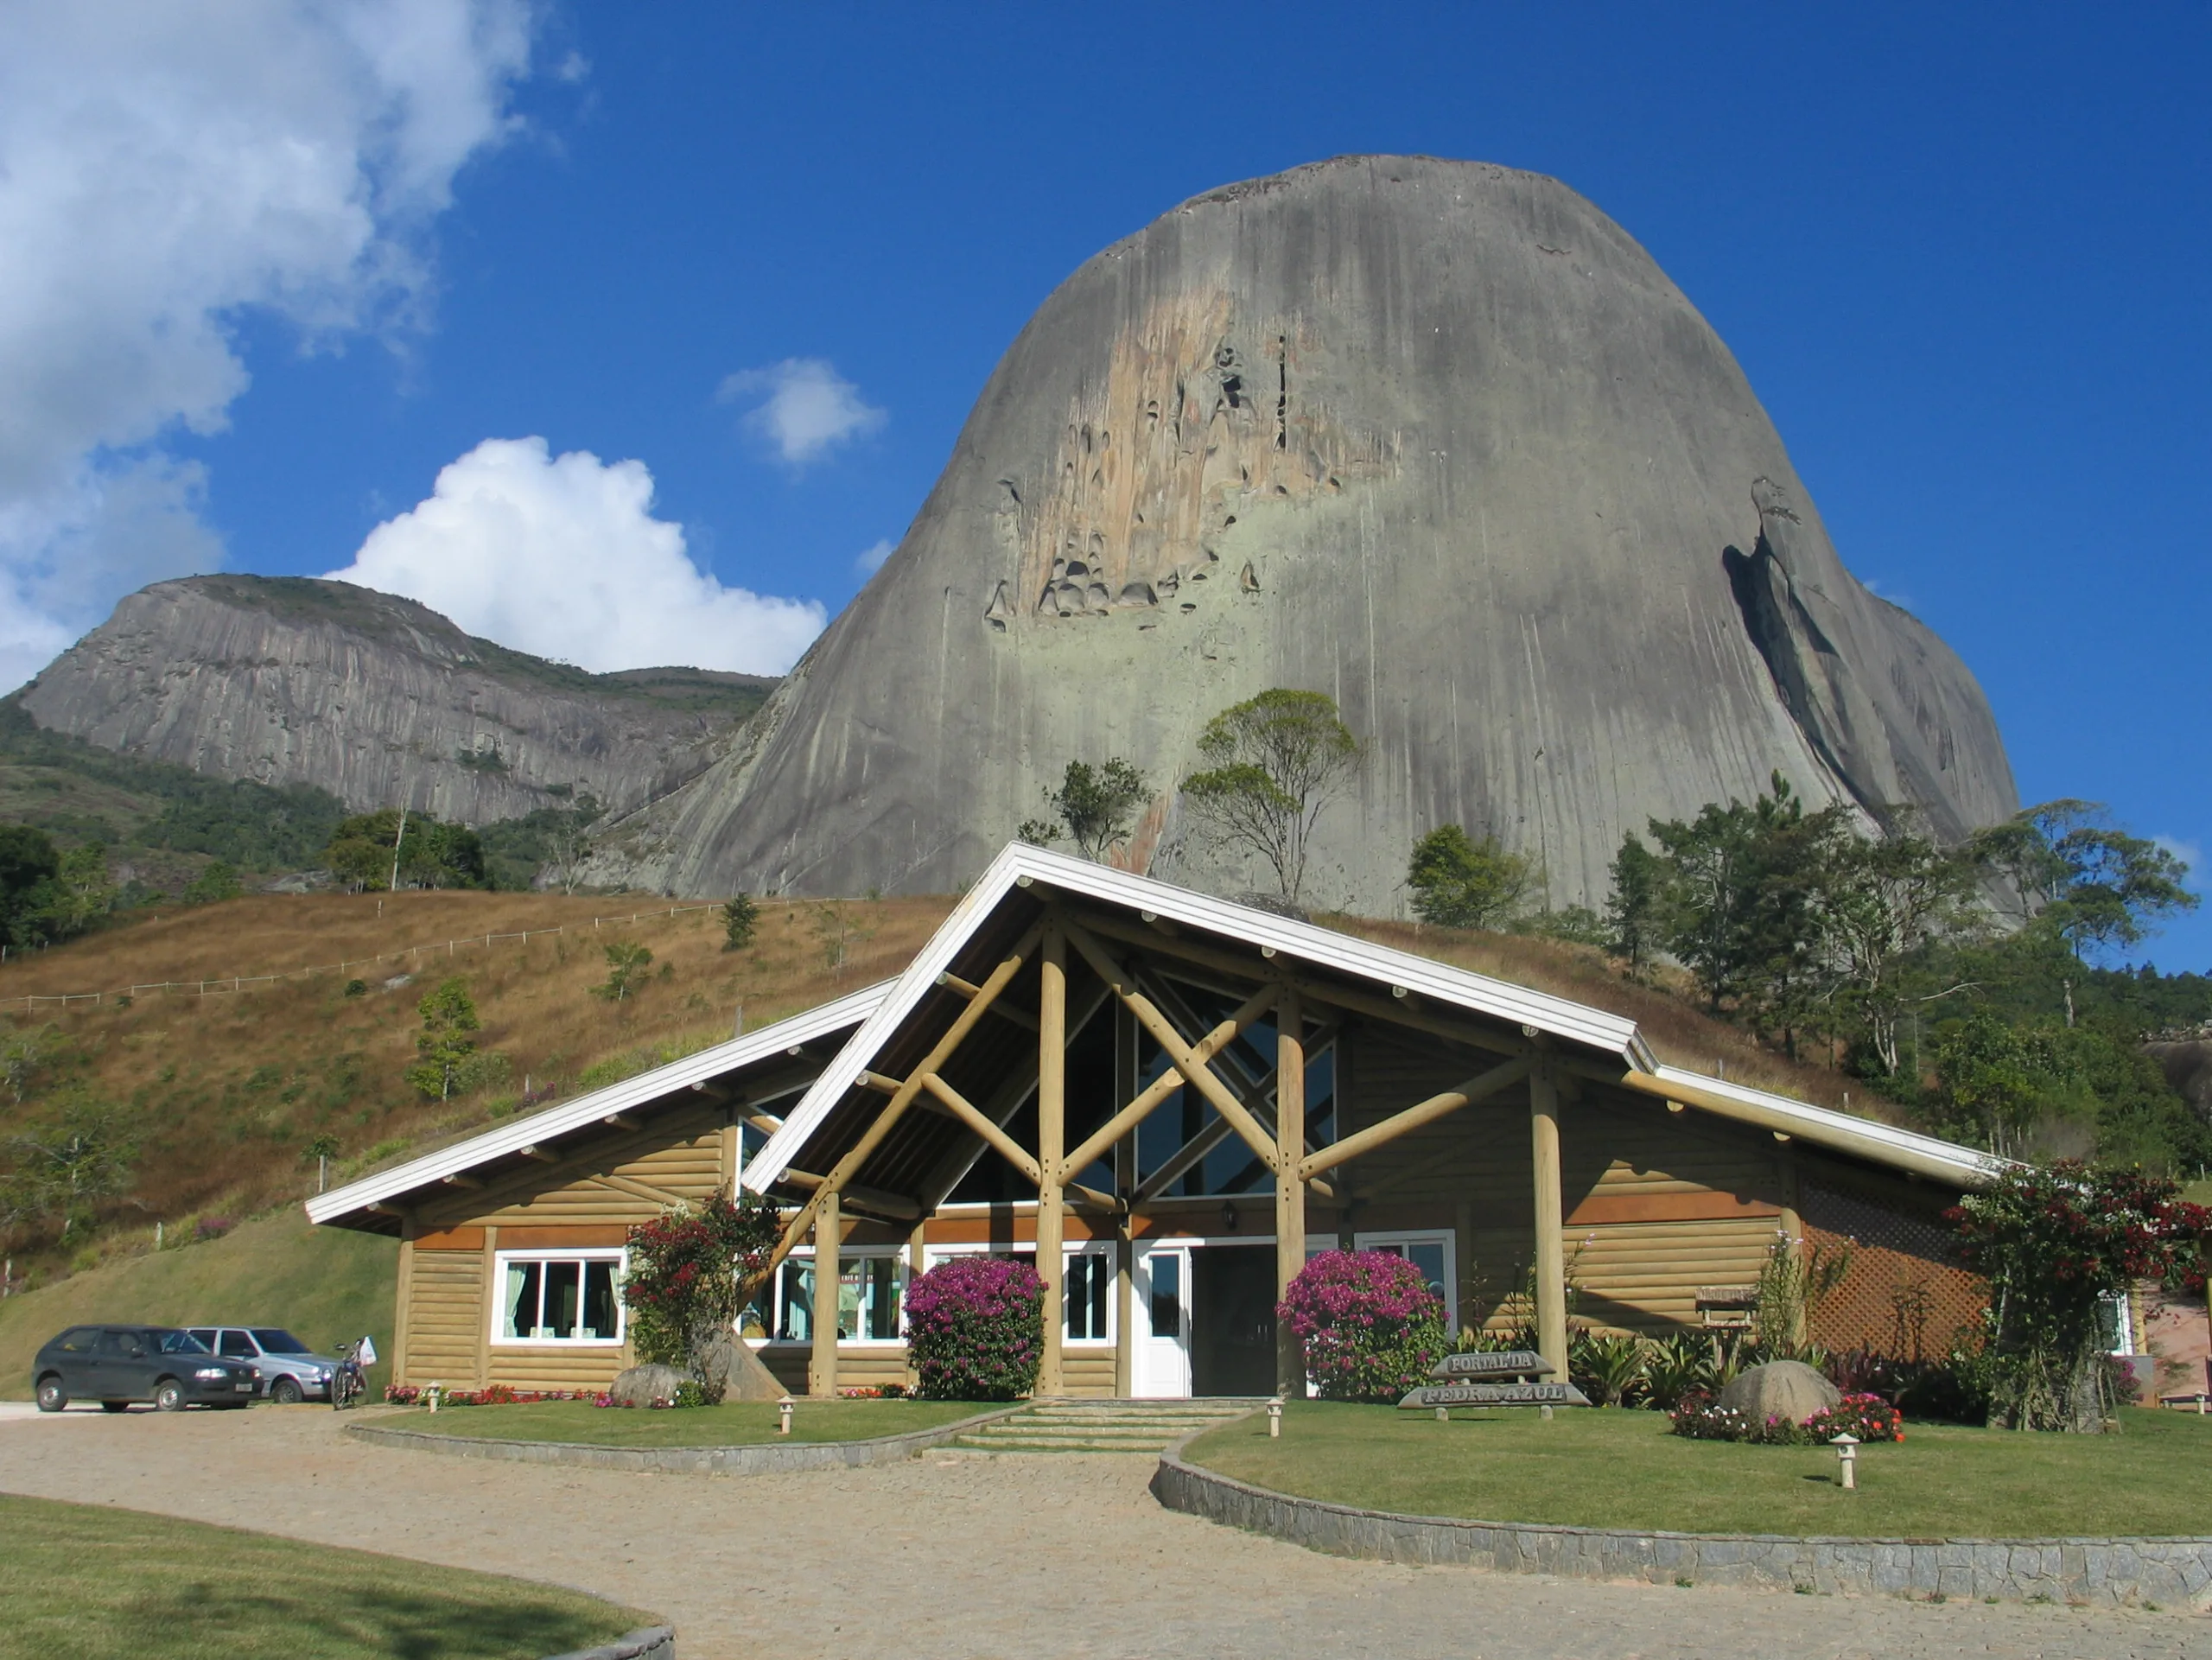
0;824;60;949
44;844;116;935
1604;833;1667;976
2;1095;137;1238
1023;759;1151;862
1971;800;2197;963
1180;689;1360;902
181;860;242;905
721;893;760;952
593;941;654;1003
323;810;490;893
404;977;481;1100
1812;818;1983;1077
1405;824;1533;929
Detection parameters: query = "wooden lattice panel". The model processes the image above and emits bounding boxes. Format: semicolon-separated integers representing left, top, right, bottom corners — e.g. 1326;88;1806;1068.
1801;1185;1984;1361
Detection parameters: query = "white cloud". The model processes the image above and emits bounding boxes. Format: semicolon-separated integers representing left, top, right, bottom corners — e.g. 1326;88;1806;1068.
2156;836;2203;881
719;359;886;466
855;538;896;576
326;436;826;674
0;0;539;688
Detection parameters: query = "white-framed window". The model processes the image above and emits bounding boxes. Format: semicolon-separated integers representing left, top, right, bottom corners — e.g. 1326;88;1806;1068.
771;1250;907;1344
2097;1291;2136;1356
1064;1247;1112;1344
924;1242;1113;1345
493;1250;626;1345
1354;1230;1457;1329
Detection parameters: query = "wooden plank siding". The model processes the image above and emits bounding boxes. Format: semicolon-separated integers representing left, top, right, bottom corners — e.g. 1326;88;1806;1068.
1338;1023;1796;1337
402;1243;486;1387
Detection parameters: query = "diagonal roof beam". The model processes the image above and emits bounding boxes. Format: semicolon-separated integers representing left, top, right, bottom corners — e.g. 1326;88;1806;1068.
758;919;1046;1282
1298;1053;1535;1182
1060;915;1282;1174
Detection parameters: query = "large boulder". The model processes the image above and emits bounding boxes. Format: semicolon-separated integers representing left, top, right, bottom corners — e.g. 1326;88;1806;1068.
607;1363;689;1408
1717;1359;1841;1425
582;154;2018;909
696;1335;789;1402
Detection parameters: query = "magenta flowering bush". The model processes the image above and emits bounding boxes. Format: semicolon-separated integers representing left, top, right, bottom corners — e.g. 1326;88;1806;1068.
905;1255;1045;1401
1279;1250;1447;1402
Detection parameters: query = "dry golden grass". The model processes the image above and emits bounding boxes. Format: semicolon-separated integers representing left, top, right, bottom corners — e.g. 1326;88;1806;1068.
0;891;953;1275
0;886;1889;1284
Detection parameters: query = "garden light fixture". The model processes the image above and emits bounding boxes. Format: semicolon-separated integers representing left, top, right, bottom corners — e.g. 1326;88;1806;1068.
1831;1431;1859;1490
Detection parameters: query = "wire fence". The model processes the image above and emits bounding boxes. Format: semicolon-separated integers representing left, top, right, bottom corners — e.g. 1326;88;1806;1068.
0;900;731;1014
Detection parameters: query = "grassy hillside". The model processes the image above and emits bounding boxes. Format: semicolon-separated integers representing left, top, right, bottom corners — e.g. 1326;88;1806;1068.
0;889;956;1287
0;1208;396;1397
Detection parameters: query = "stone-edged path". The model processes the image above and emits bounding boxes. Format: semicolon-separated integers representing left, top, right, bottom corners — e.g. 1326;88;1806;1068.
2;1406;2208;1660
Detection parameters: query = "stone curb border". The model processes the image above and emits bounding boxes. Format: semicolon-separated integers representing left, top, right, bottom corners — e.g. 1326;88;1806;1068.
542;1625;674;1660
346;1405;1026;1474
1150;1441;2212;1608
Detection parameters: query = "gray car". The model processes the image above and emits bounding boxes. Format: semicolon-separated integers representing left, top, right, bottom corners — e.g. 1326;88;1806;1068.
187;1327;339;1403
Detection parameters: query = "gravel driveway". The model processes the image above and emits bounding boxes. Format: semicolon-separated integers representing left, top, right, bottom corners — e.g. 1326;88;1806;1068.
3;1407;2208;1660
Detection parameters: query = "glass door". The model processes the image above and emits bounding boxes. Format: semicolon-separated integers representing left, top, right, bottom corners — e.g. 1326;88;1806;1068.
1133;1245;1192;1397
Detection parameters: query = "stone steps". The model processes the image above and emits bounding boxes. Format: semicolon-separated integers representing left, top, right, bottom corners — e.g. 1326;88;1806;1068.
952;1397;1262;1454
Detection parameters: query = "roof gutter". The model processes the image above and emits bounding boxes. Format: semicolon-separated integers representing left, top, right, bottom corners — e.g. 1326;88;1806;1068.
1611;1067;2004;1187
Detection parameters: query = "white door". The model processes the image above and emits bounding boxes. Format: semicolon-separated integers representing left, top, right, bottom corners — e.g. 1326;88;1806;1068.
1133;1244;1192;1398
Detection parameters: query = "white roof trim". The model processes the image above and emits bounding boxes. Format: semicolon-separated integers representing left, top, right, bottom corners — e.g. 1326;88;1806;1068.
1644;1064;2006;1186
307;981;891;1228
747;843;1660;1192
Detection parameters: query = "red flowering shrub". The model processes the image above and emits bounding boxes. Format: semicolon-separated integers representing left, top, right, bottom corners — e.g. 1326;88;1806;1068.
1278;1250;1447;1403
385;1383;588;1407
1947;1161;2210;1431
621;1193;783;1400
905;1256;1043;1400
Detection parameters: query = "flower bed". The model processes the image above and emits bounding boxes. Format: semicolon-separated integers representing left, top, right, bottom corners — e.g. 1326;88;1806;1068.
1670;1390;1904;1446
383;1383;594;1407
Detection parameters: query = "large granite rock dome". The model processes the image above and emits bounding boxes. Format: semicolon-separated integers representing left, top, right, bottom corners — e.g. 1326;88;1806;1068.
599;156;2016;906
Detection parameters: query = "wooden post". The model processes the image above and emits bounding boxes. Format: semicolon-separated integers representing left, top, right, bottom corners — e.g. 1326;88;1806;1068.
1036;924;1067;1396
1113;1002;1136;1398
477;1224;499;1390
810;1191;841;1398
906;1212;929;1393
392;1217;417;1385
1274;988;1305;1397
1529;1060;1567;1381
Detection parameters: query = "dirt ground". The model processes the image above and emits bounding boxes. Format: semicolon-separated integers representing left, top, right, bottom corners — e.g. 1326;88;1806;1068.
3;1405;2209;1660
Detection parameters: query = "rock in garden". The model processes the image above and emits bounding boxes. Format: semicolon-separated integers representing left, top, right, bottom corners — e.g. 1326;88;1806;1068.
607;1363;689;1407
696;1335;788;1402
1717;1359;1841;1423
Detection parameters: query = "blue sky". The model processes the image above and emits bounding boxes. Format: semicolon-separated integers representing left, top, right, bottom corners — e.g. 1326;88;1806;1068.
4;3;2208;967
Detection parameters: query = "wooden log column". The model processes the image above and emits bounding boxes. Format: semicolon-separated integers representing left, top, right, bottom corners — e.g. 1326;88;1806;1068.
1036;924;1067;1396
810;1189;841;1398
1274;987;1306;1396
1112;1002;1136;1398
1529;1059;1568;1381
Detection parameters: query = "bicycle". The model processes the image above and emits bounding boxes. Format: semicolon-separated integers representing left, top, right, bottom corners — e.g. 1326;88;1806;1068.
330;1335;373;1410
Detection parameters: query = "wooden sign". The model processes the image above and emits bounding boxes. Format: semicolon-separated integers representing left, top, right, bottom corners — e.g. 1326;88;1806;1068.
1397;1380;1592;1409
1430;1350;1552;1380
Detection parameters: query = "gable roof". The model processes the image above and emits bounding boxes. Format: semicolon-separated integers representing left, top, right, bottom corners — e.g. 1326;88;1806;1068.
747;843;2002;1194
306;980;890;1232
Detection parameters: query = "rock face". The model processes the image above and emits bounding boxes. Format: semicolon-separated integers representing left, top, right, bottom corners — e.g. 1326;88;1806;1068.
592;155;2017;908
16;576;773;824
1717;1359;1842;1425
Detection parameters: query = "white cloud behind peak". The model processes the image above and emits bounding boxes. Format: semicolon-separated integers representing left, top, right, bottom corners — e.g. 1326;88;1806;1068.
719;358;886;465
0;0;541;690
326;437;825;675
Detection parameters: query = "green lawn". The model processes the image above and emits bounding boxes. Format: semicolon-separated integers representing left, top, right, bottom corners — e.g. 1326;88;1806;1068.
0;1494;652;1660
386;1396;992;1447
1;1209;397;1400
1184;1402;2212;1540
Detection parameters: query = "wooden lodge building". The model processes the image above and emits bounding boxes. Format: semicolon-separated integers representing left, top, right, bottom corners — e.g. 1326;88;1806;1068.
309;844;2002;1400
